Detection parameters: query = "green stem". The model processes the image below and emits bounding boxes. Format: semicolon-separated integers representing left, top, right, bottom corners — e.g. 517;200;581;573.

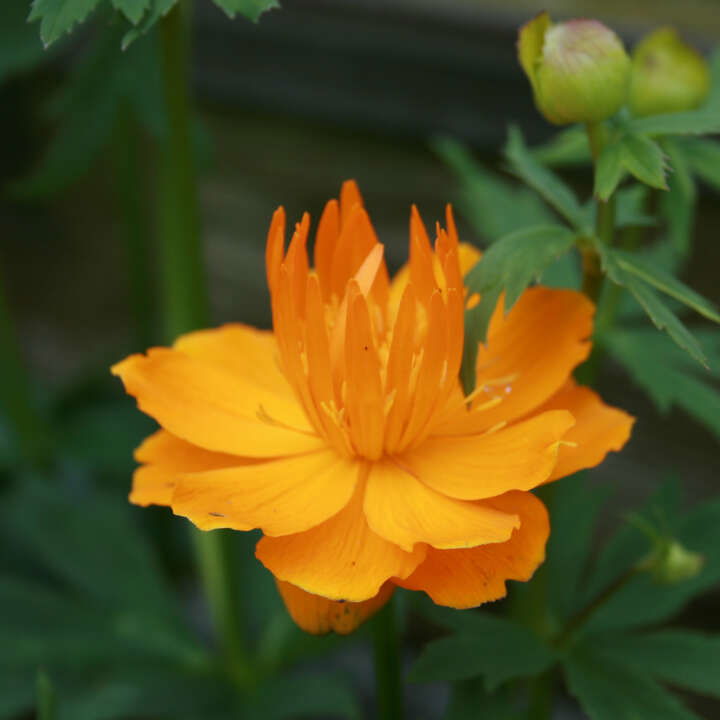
0;270;52;467
372;597;405;720
113;103;155;349
157;0;250;688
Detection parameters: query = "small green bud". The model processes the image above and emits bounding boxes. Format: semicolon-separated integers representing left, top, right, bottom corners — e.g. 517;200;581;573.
629;27;711;117
518;12;631;125
640;539;704;585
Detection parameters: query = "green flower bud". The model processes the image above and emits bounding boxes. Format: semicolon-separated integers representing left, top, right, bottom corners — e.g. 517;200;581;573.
629;27;711;117
518;12;631;125
640;540;704;585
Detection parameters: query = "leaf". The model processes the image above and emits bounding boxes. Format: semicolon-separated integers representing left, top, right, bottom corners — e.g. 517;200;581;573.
590;630;720;698
611;250;720;324
531;125;591;167
432;136;554;242
615;185;655;229
211;0;279;22
29;0;102;46
504;127;587;230
627;109;720;137
409;613;555;690
596;246;709;366
605;328;720;438
564;645;702;720
594;140;625;200
460;224;576;391
683;137;720;192
659;137;696;257
444;680;523;720
122;0;176;48
546;477;610;621
112;0;150;24
0;1;51;82
36;671;56;720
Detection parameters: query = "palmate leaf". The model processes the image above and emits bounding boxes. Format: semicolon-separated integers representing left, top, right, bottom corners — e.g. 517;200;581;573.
433;136;554;242
111;0;150;24
444;680;524;720
590;630;720;699
460;224;576;391
564;645;702;720
504;127;587;231
605;328;720;438
408;613;555;691
594;132;668;201
29;0;102;46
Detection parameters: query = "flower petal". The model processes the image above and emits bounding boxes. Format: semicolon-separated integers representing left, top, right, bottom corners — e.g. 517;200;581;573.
396;490;549;608
130;430;247;507
364;460;519;551
409;410;575;500
276;580;394;635
538;381;635;480
112;347;323;457
256;478;426;602
172;449;358;535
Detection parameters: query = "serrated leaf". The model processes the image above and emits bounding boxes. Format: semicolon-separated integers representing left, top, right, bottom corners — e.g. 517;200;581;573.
29;0;102;46
627;109;720;137
621;133;668;191
594;140;625;200
659;137;696;257
612;250;720;324
531;125;591;167
112;0;150;24
504;127;587;230
433;136;554;242
122;0;176;48
606;328;720;438
211;0;279;21
460;224;576;391
590;630;720;698
409;614;555;690
564;646;702;720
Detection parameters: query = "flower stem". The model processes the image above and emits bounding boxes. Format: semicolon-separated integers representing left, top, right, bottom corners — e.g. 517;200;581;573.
372;597;405;720
157;0;251;688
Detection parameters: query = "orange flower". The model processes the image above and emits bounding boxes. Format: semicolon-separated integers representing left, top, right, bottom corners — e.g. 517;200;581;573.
112;181;633;634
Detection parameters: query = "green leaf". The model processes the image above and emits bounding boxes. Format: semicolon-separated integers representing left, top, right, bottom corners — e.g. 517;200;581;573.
122;0;175;48
0;1;51;82
596;246;709;366
36;671;56;720
619;134;668;191
590;630;720;698
211;0;279;21
606;328;720;438
627;109;720;137
112;0;150;24
531;125;591;167
444;680;523;720
611;250;720;324
564;645;702;720
29;0;102;46
683;137;720;192
409;613;555;690
594;140;625;200
504;127;587;230
659;137;696;257
615;185;655;229
461;224;576;391
432;136;554;242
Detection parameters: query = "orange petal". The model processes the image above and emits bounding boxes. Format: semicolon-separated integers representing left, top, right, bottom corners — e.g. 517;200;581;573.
276;580;394;635
172;449;358;535
314;199;341;301
256;478;426;602
537;381;635;480
130;430;246;507
396;490;549;608
410;410;575;500
265;207;286;293
364;461;519;551
112;347;323;457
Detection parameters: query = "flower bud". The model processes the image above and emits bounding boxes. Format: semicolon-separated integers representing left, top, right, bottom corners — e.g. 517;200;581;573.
641;540;704;585
629;27;711;117
518;12;631;125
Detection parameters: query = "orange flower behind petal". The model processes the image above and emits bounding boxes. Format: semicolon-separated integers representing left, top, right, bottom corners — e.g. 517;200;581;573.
113;180;633;634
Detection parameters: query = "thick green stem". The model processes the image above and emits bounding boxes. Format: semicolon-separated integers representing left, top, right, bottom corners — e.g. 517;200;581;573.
0;270;52;467
157;0;250;688
113;103;155;349
372;597;405;720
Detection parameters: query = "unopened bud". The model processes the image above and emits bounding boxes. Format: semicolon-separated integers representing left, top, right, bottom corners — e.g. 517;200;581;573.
640;540;704;585
518;12;631;125
629;27;711;117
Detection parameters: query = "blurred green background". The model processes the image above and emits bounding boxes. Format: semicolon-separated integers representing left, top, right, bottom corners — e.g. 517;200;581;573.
1;0;719;718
